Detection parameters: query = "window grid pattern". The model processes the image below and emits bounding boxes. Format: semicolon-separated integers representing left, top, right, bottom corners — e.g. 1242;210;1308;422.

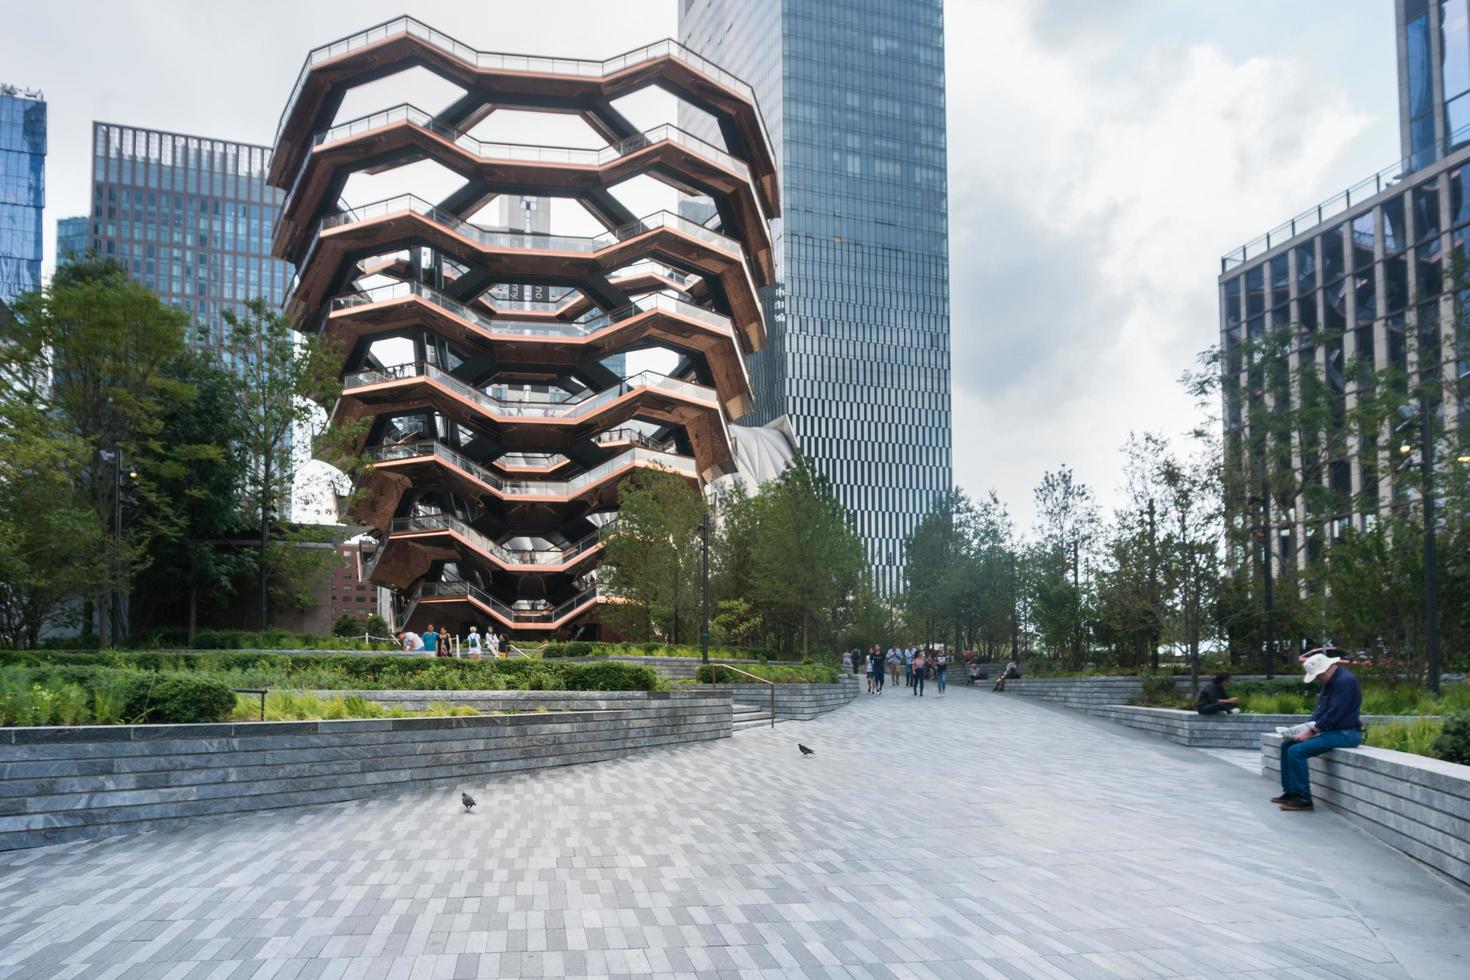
88;122;294;349
680;0;952;596
0;91;45;307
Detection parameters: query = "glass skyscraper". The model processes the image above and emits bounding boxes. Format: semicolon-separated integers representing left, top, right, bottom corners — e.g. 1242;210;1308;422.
87;123;293;349
56;215;88;262
679;0;952;595
0;85;45;307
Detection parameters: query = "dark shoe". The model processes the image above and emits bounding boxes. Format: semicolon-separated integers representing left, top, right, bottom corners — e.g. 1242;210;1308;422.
1279;798;1314;811
1270;792;1297;805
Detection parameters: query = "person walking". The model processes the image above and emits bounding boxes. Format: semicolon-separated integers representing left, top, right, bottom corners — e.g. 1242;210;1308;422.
467;626;482;659
902;645;914;688
886;646;901;688
865;647;879;694
488;631;501;658
911;648;927;696
422;624;440;657
935;649;949;695
872;647;886;693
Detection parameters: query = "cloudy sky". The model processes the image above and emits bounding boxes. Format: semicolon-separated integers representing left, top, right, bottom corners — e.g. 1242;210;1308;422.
4;0;1399;525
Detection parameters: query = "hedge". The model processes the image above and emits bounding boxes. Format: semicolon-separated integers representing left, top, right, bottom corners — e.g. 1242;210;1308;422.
0;651;659;694
540;640;786;661
0;665;237;726
695;663;839;684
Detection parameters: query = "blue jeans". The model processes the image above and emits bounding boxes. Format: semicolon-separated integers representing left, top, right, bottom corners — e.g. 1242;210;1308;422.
913;671;925;695
1280;728;1362;801
936;667;947;693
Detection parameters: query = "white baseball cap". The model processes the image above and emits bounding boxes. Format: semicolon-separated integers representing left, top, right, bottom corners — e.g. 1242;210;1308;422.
1302;652;1341;683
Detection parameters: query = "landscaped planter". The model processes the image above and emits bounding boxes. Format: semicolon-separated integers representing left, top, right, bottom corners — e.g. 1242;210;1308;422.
0;690;729;852
1260;733;1470;888
556;655;765;680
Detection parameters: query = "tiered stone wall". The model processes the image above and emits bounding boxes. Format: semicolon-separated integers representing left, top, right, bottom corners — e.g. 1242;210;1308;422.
1086;705;1431;750
0;691;728;852
1261;734;1470;887
705;674;861;721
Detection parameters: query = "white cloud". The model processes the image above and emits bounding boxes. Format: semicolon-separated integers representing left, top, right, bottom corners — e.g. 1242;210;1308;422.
947;0;1376;528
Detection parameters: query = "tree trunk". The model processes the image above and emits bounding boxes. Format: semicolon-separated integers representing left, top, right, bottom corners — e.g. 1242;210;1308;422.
96;589;110;651
187;585;198;648
801;608;809;659
258;460;271;632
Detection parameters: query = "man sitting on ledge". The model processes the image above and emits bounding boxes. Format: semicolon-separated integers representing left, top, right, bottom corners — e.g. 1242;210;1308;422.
1273;652;1363;812
1196;673;1240;714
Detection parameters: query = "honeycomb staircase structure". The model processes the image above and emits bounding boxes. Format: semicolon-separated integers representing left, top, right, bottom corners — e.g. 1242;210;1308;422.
269;17;777;638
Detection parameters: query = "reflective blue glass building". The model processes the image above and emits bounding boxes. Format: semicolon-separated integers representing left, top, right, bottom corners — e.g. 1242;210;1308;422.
0;86;45;307
56;215;88;262
679;0;952;595
88;122;293;349
1400;0;1470;168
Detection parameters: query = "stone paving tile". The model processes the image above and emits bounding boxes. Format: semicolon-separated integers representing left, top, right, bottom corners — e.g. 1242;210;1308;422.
2;687;1468;977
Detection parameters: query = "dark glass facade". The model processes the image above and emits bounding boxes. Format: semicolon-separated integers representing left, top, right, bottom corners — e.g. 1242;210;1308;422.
680;0;952;595
88;123;293;348
56;215;87;262
0;87;45;307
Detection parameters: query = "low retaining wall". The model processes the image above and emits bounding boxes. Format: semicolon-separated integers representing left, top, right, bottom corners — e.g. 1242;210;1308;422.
1261;734;1470;888
1001;674;1276;709
705;676;859;721
0;690;729;852
1088;705;1432;749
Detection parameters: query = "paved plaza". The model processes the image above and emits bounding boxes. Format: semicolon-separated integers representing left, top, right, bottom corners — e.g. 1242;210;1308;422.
1;686;1468;979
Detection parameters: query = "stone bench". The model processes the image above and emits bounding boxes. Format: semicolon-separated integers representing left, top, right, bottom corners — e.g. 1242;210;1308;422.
1085;705;1433;750
1260;733;1470;888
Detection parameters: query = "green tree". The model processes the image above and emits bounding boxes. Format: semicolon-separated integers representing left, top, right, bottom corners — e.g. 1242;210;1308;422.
601;468;706;642
224;298;351;629
132;348;252;644
2;257;193;647
747;457;866;657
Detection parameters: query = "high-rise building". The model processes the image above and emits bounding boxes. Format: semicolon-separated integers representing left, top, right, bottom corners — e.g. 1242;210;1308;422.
679;0;952;595
87;123;294;349
1219;0;1470;577
1400;0;1470;169
269;17;778;637
0;84;45;306
56;214;87;262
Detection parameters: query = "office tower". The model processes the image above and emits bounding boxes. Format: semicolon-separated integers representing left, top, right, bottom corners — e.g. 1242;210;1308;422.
0;84;45;306
56;215;87;261
679;0;953;595
1400;0;1470;168
269;17;778;637
87;123;294;349
1219;0;1470;576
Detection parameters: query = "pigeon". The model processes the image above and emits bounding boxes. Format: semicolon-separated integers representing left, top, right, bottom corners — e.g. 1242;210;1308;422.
798;744;815;756
461;792;476;811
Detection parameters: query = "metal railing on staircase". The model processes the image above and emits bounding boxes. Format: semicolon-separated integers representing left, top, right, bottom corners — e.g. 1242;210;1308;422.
707;663;775;729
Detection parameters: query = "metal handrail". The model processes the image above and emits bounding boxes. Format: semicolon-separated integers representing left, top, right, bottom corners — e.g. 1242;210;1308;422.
234;688;267;722
707;663;775;729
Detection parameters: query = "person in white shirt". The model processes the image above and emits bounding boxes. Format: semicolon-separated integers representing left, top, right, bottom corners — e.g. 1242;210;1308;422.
397;630;425;653
467;626;482;659
488;632;501;658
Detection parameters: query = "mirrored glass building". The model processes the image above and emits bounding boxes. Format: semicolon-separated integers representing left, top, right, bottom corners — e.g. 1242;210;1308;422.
56;214;88;262
87;123;294;349
0;85;45;307
679;0;952;595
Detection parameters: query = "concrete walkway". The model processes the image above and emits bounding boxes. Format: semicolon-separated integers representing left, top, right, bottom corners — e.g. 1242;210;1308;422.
1;684;1467;979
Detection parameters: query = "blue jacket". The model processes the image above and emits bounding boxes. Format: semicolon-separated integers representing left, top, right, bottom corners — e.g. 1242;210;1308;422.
1311;665;1362;732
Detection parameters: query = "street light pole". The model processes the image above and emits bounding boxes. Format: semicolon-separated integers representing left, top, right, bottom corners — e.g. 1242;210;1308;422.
700;510;710;664
1260;475;1276;680
112;448;122;649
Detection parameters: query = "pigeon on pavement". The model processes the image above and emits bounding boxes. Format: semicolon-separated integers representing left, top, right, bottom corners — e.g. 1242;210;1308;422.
798;744;814;756
461;792;476;811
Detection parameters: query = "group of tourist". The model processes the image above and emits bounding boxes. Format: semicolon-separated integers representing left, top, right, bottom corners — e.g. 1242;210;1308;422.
394;624;507;658
845;644;951;697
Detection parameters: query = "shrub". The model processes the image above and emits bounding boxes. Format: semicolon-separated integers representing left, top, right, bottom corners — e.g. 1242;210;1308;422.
1365;718;1443;757
1432;711;1470;765
1139;673;1177;706
695;663;837;684
332;613;362;637
119;673;237;724
558;662;658;691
